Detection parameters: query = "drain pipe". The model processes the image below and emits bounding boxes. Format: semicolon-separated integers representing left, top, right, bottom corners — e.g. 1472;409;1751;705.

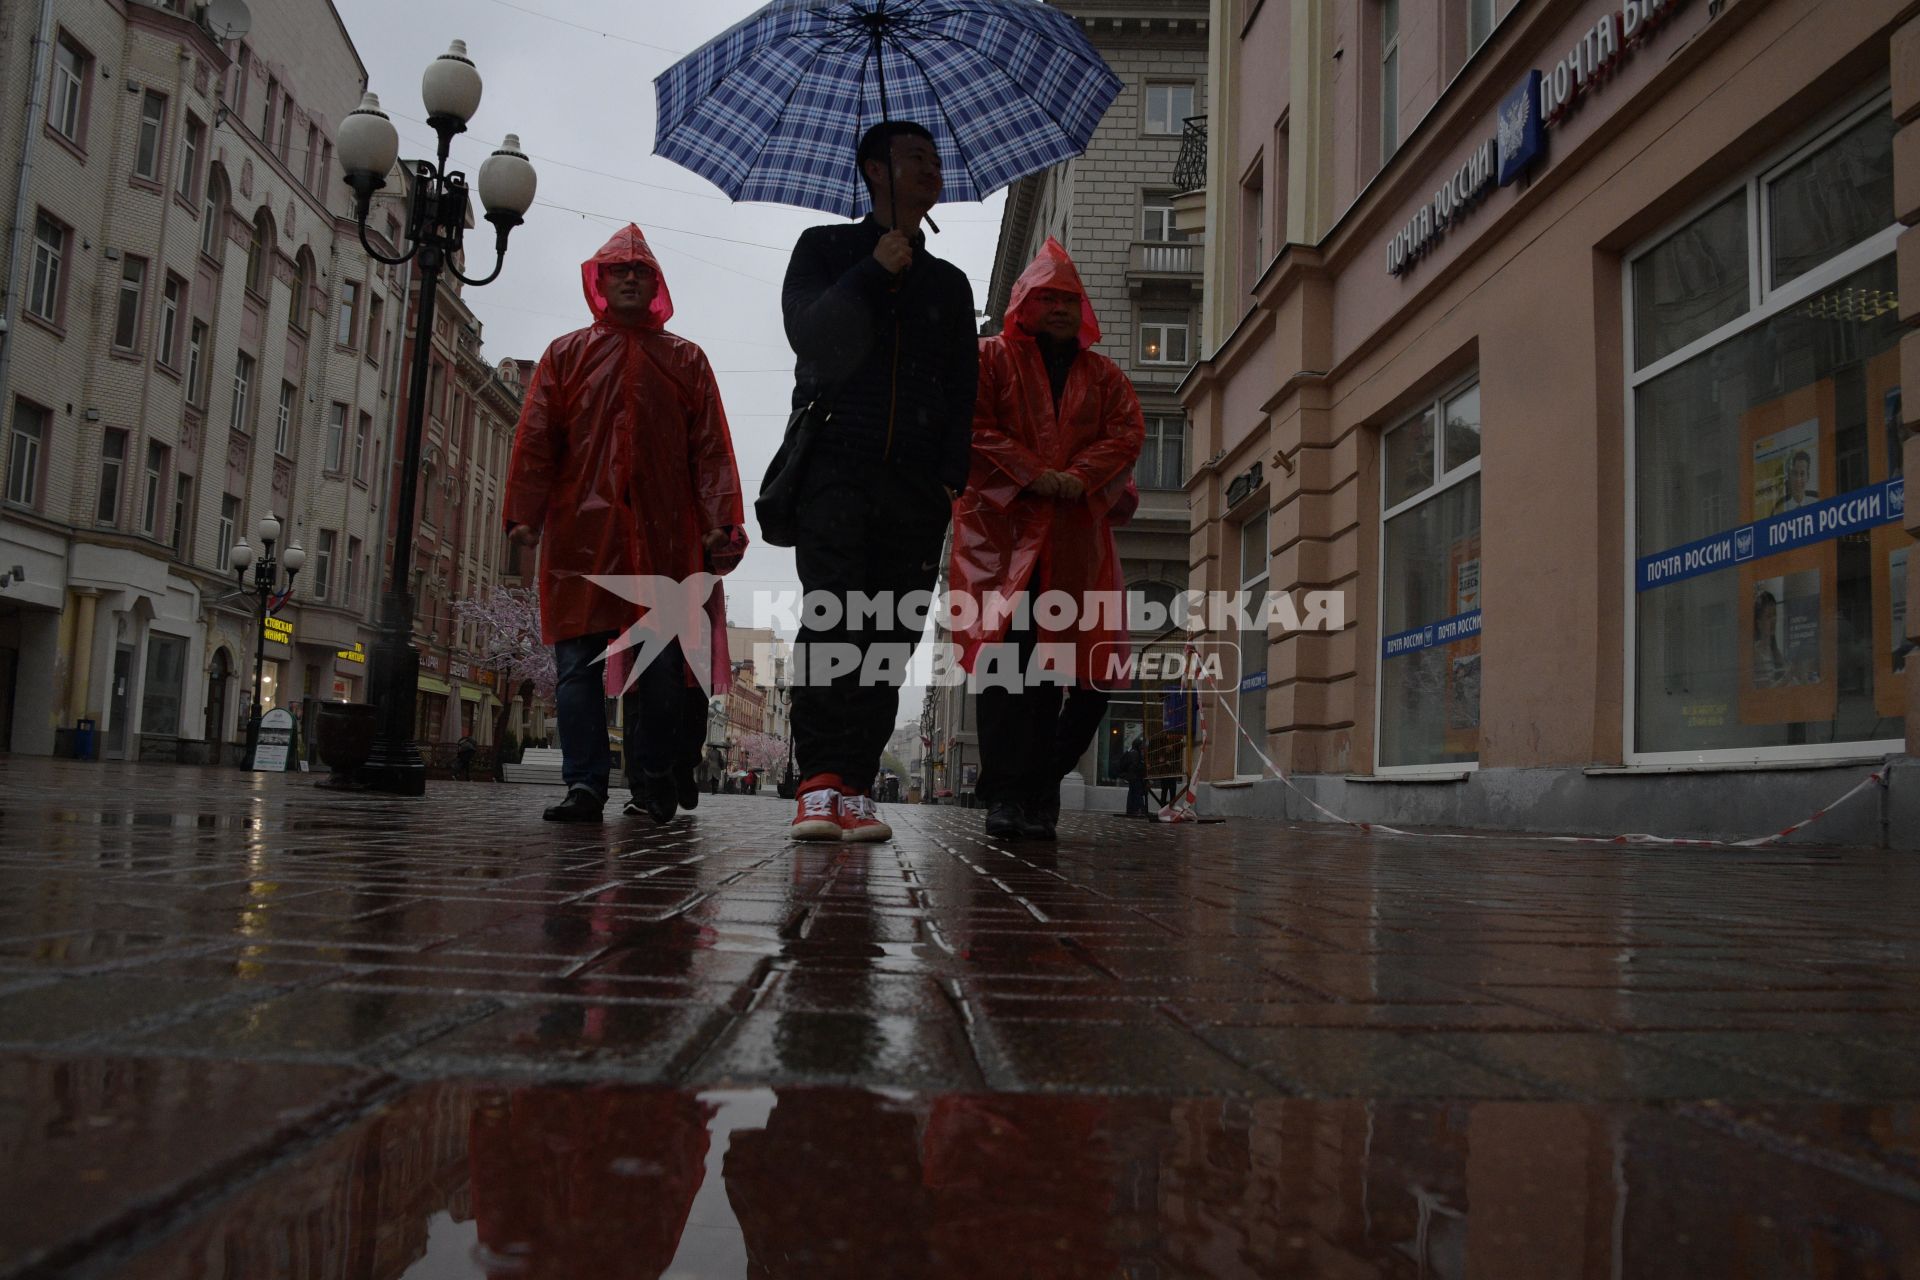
0;0;56;418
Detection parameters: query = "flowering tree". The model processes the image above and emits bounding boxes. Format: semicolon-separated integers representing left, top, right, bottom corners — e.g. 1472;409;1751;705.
453;586;556;702
735;731;790;773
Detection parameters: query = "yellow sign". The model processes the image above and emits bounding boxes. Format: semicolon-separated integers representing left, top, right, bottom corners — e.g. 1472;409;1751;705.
263;615;295;646
335;642;365;664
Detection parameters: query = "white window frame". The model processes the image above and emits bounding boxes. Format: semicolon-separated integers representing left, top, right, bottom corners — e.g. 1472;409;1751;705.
133;89;166;181
6;405;43;508
230;353;254;435
1234;506;1271;780
158;275;183;368
275;381;296;457
1621;88;1903;768
50;39;85;144
171;472;191;557
177;115;202;202
352;412;369;483
28;213;64;324
1381;0;1401;159
217;494;238;571
1375;371;1483;777
186;321;207;406
112;256;147;352
314;528;334;601
1466;0;1495;55
141;441;166;536
1143;81;1195;137
1138;312;1192;366
97;429;127;526
325;402;347;473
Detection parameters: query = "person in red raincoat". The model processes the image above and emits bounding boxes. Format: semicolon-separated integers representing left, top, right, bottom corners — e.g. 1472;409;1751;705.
504;225;746;824
948;238;1144;840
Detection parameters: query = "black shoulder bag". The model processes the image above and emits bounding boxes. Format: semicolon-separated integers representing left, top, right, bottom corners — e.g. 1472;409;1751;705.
755;395;832;548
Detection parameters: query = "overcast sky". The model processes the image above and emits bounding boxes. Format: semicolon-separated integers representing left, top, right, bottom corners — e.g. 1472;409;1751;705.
330;0;1011;727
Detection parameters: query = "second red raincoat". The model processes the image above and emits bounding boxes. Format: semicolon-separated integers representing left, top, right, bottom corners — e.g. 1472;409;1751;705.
948;239;1144;678
504;226;744;687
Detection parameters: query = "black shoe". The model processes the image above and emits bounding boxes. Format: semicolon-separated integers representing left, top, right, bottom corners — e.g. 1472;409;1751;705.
543;787;603;823
675;768;699;811
624;771;675;823
985;802;1024;840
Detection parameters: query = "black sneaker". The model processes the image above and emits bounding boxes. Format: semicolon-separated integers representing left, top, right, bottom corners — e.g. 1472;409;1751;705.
637;770;676;823
543;787;603;823
675;767;699;811
1021;791;1059;840
985;802;1024;840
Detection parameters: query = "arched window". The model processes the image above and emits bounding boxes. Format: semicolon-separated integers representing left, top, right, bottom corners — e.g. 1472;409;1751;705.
1128;580;1182;634
200;165;228;261
244;210;273;296
289;249;313;331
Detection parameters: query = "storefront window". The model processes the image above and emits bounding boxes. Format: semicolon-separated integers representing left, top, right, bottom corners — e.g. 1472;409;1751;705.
1380;378;1481;769
1632;192;1749;369
1631;97;1902;760
140;634;186;738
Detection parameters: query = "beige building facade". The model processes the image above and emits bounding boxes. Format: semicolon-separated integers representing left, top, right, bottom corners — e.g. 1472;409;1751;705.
0;0;413;761
1180;0;1920;843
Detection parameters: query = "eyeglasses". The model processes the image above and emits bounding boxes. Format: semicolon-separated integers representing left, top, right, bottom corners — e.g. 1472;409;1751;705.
602;263;650;280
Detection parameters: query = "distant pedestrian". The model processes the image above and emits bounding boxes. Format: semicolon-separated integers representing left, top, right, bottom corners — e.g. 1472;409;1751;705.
505;225;747;825
1119;739;1148;817
455;734;477;781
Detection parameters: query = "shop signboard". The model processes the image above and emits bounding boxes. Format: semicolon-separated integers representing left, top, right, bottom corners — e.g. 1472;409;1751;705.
262;615;294;648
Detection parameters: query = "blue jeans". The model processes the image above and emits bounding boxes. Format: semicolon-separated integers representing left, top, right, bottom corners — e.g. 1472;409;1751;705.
554;631;616;798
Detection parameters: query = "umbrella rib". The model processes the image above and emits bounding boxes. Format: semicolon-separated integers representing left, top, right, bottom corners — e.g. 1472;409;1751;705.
906;7;1116;87
893;28;1089;169
741;32;870;201
676;26;865;196
883;32;984;191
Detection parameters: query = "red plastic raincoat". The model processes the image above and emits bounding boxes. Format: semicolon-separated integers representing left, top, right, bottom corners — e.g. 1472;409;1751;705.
504;226;744;687
948;239;1144;677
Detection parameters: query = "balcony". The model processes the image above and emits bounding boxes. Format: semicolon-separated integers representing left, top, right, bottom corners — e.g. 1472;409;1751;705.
1130;239;1201;278
1171;116;1208;237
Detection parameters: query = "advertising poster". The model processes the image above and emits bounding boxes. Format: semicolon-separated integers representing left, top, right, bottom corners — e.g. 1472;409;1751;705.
1872;537;1912;719
1751;419;1820;516
1737;382;1838;727
1443;533;1481;754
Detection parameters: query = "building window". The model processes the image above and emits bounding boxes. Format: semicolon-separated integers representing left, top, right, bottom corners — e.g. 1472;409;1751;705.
262;77;277;142
201;170;223;259
158;275;184;368
289;255;309;331
1136;415;1186;490
142;441;167;536
7;401;46;508
337;280;360;347
275;382;296;457
218;493;239;570
1630;97;1901;760
353;411;371;482
1138;310;1191;366
1466;0;1495;54
230;353;255;434
113;256;147;351
178;115;203;202
133;90;167;180
245;213;270;296
1380;377;1481;769
50;37;88;145
141;634;187;739
1236;508;1270;776
325;402;347;472
1380;0;1402;160
319;139;332;193
97;429;127;525
276;97;294;163
314;529;335;600
304;122;319;188
366;295;384;364
28;212;66;324
172;473;192;557
346;535;362;606
187;321;208;405
1241;158;1265;297
1144;82;1195;136
1141;194;1190;244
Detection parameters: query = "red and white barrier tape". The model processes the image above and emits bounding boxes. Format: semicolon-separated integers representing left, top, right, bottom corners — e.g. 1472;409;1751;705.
1154;641;1209;824
1195;674;1887;848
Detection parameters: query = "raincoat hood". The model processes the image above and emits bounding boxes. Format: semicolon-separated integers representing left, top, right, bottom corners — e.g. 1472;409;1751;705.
1006;236;1100;347
582;224;675;328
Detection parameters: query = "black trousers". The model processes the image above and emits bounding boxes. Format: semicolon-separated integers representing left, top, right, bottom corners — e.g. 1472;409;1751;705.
974;612;1111;807
791;455;950;793
619;638;708;788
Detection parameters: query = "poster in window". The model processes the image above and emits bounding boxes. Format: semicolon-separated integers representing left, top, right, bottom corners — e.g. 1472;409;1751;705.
1751;419;1820;516
1443;533;1481;754
1737;382;1838;726
1871;538;1912;719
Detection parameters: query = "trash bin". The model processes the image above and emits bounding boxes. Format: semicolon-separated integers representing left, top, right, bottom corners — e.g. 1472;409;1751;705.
73;718;96;760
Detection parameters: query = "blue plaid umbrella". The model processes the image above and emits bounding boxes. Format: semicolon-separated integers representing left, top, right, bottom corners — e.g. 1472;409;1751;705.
653;0;1122;218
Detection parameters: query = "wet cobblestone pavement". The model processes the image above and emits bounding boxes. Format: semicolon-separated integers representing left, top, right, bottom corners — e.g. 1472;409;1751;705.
1;758;1917;1277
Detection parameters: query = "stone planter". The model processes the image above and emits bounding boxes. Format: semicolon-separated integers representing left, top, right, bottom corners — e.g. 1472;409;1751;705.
313;701;379;789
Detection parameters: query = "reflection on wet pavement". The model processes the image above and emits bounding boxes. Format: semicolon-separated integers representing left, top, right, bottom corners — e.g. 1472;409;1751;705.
3;759;1919;1277
13;1062;1918;1279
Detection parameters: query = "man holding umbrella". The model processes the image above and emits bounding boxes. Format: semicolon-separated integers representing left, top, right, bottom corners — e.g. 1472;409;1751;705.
779;121;979;842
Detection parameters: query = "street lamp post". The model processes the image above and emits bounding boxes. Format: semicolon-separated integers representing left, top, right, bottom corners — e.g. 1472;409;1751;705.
228;513;305;766
335;41;537;796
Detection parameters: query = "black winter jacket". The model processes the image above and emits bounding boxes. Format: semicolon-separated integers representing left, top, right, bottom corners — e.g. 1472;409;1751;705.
782;216;978;493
